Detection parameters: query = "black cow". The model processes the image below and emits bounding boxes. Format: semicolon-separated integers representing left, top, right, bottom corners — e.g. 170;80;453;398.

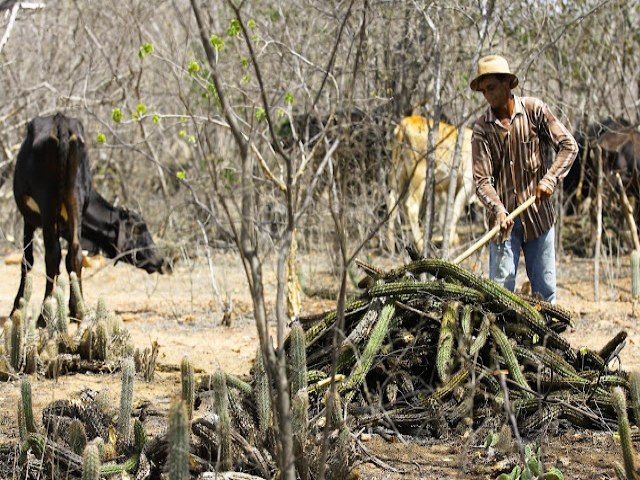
565;118;640;224
81;189;167;273
12;113;167;325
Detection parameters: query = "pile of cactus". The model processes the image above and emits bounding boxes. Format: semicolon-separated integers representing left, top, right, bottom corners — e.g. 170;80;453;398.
0;273;145;380
293;257;638;439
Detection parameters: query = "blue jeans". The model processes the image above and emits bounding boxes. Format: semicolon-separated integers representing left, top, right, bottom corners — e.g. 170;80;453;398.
489;217;556;303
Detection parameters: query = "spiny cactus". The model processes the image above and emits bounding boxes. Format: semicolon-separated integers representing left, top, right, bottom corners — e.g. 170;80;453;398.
68;419;88;455
292;389;309;480
117;357;135;445
167;399;190;480
613;387;637;480
17;401;26;444
213;368;232;471
42;297;56;336
289;321;307;397
55;285;68;334
95;321;109;362
69;271;85;321
630;371;640;428
10;310;23;371
326;389;344;430
436;301;459;383
3;320;12;356
181;356;195;420
253;348;272;436
20;378;36;434
96;296;108;323
82;443;101;480
133;418;147;454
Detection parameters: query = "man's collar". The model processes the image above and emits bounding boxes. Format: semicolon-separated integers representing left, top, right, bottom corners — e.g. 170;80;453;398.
484;95;524;124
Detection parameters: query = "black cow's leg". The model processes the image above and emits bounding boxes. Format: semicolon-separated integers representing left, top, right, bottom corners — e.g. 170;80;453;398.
11;221;35;316
42;218;61;326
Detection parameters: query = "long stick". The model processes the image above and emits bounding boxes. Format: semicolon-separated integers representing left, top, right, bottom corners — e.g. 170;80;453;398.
453;195;537;265
615;172;640;251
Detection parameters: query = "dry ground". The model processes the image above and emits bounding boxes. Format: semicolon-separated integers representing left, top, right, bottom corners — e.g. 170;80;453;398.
0;244;637;479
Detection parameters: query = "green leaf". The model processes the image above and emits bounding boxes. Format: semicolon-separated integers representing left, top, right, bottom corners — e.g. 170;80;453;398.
188;135;196;145
284;92;294;105
255;107;266;121
111;108;123;123
209;34;224;52
138;42;154;60
136;103;147;115
227;19;241;37
188;60;200;75
242;74;251;83
240;57;249;68
543;467;564;480
176;170;186;180
178;129;186;139
484;431;499;448
96;132;106;144
579;346;589;355
247;19;256;29
152;114;160;124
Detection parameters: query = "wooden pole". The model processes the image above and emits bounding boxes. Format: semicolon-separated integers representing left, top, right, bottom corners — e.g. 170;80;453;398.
453;195;537;265
594;146;603;302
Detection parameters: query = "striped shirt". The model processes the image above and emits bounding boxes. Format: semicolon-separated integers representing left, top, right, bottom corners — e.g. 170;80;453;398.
471;95;578;241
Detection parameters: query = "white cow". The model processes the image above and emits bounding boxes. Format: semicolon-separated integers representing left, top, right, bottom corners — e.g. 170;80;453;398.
386;115;476;252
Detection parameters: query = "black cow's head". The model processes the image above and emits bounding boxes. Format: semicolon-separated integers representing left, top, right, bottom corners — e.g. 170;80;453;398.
116;208;169;274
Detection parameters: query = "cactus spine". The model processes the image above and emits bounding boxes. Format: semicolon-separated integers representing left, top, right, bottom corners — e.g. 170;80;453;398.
20;378;36;434
167;399;190;480
613;387;636;480
82;443;101;480
289;322;307;397
632;250;640;299
253;348;272;436
69;419;88;455
213;368;232;471
181;356;195;420
630;371;640;428
10;310;23;371
96;296;108;323
133;418;147;453
118;357;135;445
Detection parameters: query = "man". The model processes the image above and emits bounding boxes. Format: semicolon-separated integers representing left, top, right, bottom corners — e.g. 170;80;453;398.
470;55;578;303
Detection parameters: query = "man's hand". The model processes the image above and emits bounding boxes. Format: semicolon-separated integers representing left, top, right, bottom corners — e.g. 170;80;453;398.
497;211;513;232
536;183;553;205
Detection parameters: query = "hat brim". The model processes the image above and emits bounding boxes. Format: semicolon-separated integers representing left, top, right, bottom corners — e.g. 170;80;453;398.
470;73;518;92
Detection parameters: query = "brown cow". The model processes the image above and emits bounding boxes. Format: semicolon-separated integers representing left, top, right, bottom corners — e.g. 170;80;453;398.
387;115;476;251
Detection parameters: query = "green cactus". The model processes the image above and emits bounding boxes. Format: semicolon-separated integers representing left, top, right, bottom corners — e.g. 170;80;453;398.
3;320;12;355
289;322;307;396
436;301;459;383
326;389;344;430
118;357;135;445
69;271;85;321
17;401;26;443
213;369;232;471
95;321;109;362
490;324;531;396
42;297;56;336
224;372;252;396
55;285;68;334
167;399;190;480
68;419;88;455
96;296;108;323
292;389;309;480
253;348;272;436
82;443;101;480
20;378;36;434
613;387;636;480
181;356;195;420
10;310;23;371
630;371;640;428
632;250;640;299
133;418;147;454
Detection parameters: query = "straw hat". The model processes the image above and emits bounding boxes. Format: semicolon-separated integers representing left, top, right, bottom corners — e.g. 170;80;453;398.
470;55;518;91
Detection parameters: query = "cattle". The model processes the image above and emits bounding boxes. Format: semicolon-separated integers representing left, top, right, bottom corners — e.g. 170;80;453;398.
11;113;167;325
386;115;476;252
565;118;640;225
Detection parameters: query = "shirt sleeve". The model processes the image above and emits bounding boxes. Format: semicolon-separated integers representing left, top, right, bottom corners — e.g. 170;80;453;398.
538;102;579;192
471;123;507;217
